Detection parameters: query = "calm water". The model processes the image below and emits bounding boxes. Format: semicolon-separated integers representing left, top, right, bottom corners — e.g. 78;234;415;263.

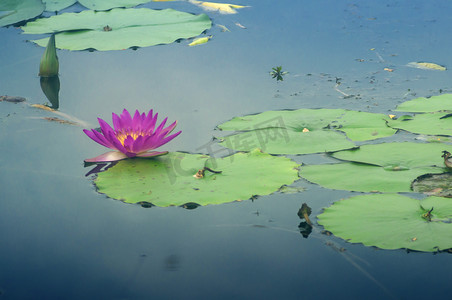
1;0;452;299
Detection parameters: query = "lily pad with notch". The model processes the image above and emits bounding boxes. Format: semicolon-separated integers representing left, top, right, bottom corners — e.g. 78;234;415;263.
318;194;452;252
22;8;212;51
94;149;300;207
300;142;452;193
217;109;395;155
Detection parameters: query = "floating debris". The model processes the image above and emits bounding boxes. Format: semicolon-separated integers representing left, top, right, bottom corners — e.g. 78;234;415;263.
188;35;212;46
234;22;246;29
43;117;78;125
407;62;446;71
0;95;26;103
216;24;230;32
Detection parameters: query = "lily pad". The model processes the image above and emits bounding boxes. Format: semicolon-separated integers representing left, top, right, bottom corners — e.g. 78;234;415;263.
395;94;452;113
318;194;452;252
388;112;452;136
22;8;212;51
78;0;152;10
332;142;452;168
0;0;44;27
217;109;395;155
42;0;76;12
94;149;300;206
301;162;439;193
301;142;452;193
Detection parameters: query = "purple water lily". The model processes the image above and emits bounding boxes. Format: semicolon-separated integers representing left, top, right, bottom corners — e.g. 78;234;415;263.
83;109;181;163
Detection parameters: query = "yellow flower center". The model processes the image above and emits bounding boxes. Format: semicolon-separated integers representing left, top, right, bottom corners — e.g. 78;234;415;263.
116;130;147;146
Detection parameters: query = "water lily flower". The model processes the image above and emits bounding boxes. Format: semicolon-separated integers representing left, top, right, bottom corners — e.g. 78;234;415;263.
83;109;181;163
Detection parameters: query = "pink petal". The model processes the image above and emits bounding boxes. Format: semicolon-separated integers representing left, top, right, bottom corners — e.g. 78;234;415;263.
143;112;158;133
84;151;128;163
112;112;122;131
137;151;168;158
132;110;142;131
120;109;133;129
154;130;182;148
83;129;113;149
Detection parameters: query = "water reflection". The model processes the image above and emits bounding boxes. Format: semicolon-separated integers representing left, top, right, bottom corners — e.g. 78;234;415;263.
164;254;181;271
39;75;60;109
297;203;313;238
84;161;117;177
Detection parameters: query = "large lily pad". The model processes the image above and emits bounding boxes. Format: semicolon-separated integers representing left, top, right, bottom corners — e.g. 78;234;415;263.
94;149;300;207
43;0;76;12
0;0;44;27
395;94;452;113
78;0;153;10
318;194;452;252
22;8;212;51
387;113;452;136
301;142;452;193
217;109;395;155
332;142;452;168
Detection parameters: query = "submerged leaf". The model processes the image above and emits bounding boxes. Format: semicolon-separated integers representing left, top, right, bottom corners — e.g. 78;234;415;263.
318;194;452;252
94;149;300;206
407;62;446;71
22;8;212;51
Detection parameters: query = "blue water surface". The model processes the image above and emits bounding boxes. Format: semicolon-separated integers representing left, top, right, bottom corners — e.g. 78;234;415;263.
1;0;452;299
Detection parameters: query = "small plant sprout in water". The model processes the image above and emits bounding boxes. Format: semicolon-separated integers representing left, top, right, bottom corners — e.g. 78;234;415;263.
270;66;288;81
83;109;181;163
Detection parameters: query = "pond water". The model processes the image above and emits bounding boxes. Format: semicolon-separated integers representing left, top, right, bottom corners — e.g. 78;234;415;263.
1;0;452;299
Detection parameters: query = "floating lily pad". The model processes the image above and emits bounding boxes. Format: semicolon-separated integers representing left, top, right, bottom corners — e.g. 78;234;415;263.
0;0;44;27
332;142;452;168
301;142;452;193
42;0;76;11
318;194;452;252
22;8;212;51
395;94;452;113
78;0;152;10
388;112;452;136
412;173;452;197
217;109;395;155
94;149;300;206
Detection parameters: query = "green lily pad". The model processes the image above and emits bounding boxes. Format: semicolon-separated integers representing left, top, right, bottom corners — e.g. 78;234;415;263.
217;109;395;155
218;109;395;141
220;129;355;155
332;142;452;168
0;0;44;27
301;162;439;193
78;0;152;10
22;8;212;51
412;173;452;197
395;94;452;113
301;142;452;193
318;194;452;252
387;112;452;136
42;0;76;12
94;149;300;207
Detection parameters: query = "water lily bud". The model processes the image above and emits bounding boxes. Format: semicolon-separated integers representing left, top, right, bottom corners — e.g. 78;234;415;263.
39;34;59;77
